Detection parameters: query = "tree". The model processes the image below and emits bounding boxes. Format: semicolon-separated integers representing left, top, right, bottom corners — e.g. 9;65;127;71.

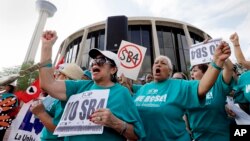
0;62;39;91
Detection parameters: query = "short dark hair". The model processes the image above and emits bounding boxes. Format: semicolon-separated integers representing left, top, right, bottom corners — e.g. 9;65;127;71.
192;64;208;73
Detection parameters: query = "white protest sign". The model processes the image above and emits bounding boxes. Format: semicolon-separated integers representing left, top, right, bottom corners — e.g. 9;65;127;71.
5;101;44;141
190;38;222;66
117;40;147;80
54;89;109;136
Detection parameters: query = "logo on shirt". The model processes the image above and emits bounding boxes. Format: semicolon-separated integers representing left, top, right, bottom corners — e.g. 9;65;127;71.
205;92;213;105
147;89;158;94
246;84;250;93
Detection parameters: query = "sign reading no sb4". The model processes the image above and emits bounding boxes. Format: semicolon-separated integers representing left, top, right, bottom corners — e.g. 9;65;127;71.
118;44;142;69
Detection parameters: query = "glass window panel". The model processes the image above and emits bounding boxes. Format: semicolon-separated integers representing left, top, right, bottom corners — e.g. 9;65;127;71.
66;52;69;63
71;44;78;63
130;26;141;45
99;34;105;50
163;31;173;48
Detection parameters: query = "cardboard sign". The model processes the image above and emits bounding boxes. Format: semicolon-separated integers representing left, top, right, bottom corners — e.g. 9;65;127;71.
117;40;147;80
190;38;221;66
54;89;109;136
4;101;44;141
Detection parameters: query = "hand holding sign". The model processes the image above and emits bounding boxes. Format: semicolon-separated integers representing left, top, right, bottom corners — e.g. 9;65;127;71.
90;108;120;128
190;38;221;66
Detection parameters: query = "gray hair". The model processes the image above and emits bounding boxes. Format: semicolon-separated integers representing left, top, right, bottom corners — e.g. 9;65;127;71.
155;55;173;76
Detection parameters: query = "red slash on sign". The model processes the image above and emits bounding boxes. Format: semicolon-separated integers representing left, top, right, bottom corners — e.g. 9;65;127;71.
118;44;142;69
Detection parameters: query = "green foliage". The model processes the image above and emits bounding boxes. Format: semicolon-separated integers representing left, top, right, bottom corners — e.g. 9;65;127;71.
16;61;39;91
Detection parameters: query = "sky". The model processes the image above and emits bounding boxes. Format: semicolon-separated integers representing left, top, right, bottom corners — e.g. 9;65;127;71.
0;0;250;71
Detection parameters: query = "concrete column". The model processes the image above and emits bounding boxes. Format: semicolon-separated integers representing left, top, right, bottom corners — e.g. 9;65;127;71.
183;24;193;48
76;28;89;65
24;0;57;63
151;20;160;58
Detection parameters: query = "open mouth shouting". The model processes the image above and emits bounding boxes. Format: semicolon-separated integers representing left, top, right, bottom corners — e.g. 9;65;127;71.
91;66;101;75
155;68;161;76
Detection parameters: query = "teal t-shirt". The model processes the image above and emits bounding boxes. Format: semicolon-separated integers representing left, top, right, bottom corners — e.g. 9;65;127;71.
40;97;64;141
235;71;250;103
62;80;145;141
134;79;200;141
187;73;232;141
132;84;142;94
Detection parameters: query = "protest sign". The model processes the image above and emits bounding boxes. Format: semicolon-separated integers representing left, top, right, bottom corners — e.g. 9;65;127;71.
5;101;43;141
190;38;221;66
54;89;109;136
117;40;147;80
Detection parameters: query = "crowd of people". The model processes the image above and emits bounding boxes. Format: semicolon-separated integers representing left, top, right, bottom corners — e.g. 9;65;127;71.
1;30;249;141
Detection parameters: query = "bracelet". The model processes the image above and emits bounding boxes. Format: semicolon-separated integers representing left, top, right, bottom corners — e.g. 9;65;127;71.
233;44;240;46
211;61;222;71
40;59;52;68
43;63;52;68
120;121;127;135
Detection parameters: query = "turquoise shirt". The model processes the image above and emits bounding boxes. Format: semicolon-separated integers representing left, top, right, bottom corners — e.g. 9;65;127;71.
132;84;142;94
235;71;250;103
40;97;64;141
187;73;232;141
134;79;200;141
63;80;145;141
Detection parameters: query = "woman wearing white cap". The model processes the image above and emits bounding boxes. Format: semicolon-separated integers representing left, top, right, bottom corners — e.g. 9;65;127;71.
38;30;145;141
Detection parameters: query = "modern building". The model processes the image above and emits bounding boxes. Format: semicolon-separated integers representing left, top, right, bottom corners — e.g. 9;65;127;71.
55;17;211;78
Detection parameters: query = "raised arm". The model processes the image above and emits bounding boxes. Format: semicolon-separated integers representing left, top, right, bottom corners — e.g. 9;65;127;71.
230;32;250;69
198;41;231;98
39;30;66;100
223;59;234;84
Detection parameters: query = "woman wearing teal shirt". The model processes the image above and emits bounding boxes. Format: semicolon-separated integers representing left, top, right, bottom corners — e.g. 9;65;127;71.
38;30;145;141
30;63;84;141
233;71;250;113
187;59;234;141
133;41;231;141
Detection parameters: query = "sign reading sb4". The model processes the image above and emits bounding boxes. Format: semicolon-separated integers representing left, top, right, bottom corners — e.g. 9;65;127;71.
189;38;221;66
117;40;147;80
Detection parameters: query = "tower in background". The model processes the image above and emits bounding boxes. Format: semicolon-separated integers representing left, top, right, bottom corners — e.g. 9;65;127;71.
24;0;57;63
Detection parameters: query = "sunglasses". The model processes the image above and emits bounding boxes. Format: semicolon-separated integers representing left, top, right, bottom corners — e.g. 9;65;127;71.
91;57;113;67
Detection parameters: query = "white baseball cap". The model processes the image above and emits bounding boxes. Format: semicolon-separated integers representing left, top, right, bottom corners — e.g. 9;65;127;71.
89;49;120;69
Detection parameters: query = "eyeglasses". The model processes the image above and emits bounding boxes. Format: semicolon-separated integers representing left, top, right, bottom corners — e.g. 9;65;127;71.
90;57;112;67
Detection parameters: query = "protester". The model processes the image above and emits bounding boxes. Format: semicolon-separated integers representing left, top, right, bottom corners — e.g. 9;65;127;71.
133;41;231;141
82;70;92;80
172;72;188;80
0;82;19;141
145;73;153;83
30;63;83;141
187;58;234;141
38;30;145;141
232;70;250;114
230;32;250;70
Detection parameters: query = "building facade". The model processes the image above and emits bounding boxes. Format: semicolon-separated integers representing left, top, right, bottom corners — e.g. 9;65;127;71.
55;17;211;78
